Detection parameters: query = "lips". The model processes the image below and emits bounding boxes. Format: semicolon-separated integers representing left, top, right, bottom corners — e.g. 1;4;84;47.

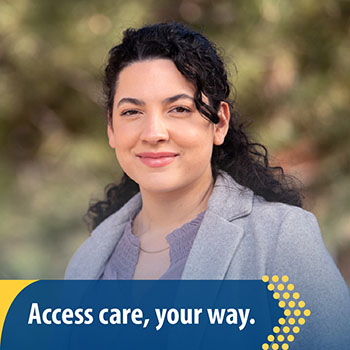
136;152;179;168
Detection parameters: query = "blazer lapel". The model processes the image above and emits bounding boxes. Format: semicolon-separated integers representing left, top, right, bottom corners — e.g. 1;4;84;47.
174;213;245;349
169;173;253;349
181;212;244;279
182;172;253;280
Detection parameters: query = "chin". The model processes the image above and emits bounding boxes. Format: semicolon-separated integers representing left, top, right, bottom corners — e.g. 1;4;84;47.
139;178;181;194
131;172;187;194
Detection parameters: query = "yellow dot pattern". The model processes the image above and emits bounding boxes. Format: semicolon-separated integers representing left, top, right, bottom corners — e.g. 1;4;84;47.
273;326;280;333
288;301;295;308
298;318;305;325
277;284;284;291
261;275;311;350
268;335;275;342
283;326;290;333
283;292;290;299
273;292;280;299
293;292;300;300
268;284;275;291
287;284;294;291
288;318;295;325
284;309;291;317
262;275;269;283
304;309;311;317
293;326;300;334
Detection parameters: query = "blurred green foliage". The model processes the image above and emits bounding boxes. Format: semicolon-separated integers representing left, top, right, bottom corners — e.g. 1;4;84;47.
0;0;349;281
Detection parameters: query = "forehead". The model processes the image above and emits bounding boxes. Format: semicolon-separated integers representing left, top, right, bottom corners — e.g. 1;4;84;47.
114;59;195;100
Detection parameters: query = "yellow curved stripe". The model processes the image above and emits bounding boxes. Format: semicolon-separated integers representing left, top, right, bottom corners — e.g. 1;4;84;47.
0;280;37;344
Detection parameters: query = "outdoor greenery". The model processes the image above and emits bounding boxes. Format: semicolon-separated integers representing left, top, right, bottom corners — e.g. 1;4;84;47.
0;0;349;281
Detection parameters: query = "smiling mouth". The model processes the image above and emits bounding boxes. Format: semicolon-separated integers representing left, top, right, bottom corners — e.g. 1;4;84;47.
136;152;179;168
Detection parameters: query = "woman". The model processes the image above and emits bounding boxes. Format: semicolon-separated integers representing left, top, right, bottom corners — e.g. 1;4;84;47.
65;22;349;347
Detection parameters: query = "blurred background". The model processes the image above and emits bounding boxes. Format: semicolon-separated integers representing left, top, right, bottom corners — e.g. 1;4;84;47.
0;0;349;282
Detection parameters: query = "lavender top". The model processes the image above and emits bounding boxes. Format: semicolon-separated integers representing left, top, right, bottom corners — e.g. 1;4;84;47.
100;211;205;280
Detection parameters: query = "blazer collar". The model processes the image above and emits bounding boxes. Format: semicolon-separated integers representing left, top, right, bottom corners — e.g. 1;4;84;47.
103;171;253;233
170;174;253;348
208;171;253;221
65;172;253;279
181;173;253;280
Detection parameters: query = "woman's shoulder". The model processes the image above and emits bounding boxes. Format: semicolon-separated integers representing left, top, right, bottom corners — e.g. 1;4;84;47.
251;194;317;228
247;196;324;260
211;172;325;256
213;172;316;229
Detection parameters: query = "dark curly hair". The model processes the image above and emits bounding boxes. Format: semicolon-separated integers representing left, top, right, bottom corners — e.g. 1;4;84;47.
86;22;303;230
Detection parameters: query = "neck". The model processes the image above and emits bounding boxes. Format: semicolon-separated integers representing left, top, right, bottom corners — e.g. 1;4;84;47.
134;171;213;237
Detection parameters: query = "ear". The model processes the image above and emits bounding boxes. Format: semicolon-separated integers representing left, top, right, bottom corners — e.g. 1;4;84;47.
107;121;116;149
213;101;230;146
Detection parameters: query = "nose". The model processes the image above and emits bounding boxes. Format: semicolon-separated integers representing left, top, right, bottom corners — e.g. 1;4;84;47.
140;112;169;144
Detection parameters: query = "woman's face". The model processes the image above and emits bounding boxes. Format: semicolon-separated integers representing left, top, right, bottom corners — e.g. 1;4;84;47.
108;59;229;195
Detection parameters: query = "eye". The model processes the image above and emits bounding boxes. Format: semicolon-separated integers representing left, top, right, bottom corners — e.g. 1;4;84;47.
170;106;192;114
120;109;141;116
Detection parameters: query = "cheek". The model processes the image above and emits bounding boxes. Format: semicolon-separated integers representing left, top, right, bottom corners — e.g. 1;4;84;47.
113;122;136;149
112;128;136;169
186;120;214;147
174;123;214;159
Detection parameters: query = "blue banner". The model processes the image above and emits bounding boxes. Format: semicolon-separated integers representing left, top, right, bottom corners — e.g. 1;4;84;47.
1;280;288;349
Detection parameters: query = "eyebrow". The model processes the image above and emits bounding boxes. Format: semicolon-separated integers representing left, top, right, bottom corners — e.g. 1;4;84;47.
117;97;145;108
116;94;194;108
162;94;194;104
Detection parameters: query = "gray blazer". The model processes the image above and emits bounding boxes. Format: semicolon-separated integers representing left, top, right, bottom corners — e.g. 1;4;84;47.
65;172;350;349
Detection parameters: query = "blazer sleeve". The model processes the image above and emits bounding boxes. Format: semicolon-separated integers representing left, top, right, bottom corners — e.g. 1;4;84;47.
269;208;350;350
